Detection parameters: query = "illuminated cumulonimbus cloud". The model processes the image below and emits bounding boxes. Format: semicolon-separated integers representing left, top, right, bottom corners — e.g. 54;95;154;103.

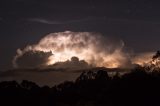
13;31;133;68
131;52;154;66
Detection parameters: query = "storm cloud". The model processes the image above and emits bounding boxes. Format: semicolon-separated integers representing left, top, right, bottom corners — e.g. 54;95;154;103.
13;31;133;69
49;56;92;71
13;50;52;68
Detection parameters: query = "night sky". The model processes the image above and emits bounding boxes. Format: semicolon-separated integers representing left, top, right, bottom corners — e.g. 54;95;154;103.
0;0;160;70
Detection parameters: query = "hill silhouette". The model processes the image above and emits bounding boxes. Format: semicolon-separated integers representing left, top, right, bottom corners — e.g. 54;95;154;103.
0;67;160;106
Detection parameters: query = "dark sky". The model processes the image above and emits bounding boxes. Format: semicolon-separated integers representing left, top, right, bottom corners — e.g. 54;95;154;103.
0;0;160;70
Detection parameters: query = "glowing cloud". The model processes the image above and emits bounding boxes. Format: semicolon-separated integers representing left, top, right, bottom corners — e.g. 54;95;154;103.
13;31;133;69
131;52;154;66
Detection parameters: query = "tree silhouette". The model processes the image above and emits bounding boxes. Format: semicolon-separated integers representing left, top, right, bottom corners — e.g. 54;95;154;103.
0;68;160;106
147;51;160;71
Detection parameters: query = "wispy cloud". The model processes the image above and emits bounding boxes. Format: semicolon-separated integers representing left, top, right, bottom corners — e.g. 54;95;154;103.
27;16;160;26
28;18;64;25
27;17;94;25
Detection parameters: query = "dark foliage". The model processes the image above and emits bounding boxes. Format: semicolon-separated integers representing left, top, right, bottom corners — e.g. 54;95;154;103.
1;68;160;106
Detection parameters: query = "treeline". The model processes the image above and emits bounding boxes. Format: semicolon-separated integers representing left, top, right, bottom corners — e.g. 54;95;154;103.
1;67;160;106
